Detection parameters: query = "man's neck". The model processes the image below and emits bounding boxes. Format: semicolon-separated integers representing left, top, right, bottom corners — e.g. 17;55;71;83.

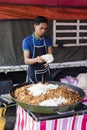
34;32;43;39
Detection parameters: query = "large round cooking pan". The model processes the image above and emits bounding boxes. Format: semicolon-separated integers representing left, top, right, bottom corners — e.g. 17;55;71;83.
10;81;85;114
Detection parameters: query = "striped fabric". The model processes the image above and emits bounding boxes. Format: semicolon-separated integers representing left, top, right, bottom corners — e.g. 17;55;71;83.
14;89;87;130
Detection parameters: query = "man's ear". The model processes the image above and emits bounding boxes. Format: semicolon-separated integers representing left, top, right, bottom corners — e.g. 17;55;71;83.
34;24;36;28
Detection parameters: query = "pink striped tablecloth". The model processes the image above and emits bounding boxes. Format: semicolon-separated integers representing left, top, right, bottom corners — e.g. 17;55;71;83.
14;89;87;130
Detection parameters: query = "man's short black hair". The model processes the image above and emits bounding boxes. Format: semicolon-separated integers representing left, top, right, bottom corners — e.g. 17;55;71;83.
34;16;48;25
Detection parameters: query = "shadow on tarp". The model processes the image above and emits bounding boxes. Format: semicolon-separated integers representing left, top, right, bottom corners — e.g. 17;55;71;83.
51;66;87;81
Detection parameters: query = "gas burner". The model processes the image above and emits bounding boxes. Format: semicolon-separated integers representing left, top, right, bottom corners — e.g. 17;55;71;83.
29;103;87;121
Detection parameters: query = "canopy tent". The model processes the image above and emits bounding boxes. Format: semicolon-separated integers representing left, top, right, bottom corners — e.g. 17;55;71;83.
0;0;87;6
0;0;87;20
0;5;87;20
0;0;87;71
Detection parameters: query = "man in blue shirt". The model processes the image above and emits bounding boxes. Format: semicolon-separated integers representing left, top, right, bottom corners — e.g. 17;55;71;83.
22;16;53;83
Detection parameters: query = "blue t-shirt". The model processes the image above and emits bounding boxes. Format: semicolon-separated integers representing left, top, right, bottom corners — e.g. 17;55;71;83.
22;34;52;58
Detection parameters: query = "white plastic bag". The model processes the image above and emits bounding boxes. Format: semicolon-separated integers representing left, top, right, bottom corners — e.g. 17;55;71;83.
76;73;87;89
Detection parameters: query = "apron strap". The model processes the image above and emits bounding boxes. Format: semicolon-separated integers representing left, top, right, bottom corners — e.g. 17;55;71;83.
35;67;50;82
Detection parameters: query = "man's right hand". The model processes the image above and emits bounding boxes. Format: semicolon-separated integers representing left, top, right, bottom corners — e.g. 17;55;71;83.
35;56;44;63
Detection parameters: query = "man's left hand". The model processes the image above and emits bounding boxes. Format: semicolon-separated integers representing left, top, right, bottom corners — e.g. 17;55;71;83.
43;63;49;68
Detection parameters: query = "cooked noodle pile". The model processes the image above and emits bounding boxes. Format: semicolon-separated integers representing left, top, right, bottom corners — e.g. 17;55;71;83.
12;82;82;106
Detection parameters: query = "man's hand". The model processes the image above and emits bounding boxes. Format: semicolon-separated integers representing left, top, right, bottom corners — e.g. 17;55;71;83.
36;56;44;63
35;57;49;68
43;63;49;68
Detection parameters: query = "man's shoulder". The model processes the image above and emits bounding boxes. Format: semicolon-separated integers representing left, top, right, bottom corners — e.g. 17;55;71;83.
44;35;52;42
22;35;33;50
44;35;51;39
23;35;32;41
22;35;33;45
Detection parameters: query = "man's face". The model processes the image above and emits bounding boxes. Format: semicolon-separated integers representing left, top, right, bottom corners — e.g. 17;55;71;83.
34;23;47;37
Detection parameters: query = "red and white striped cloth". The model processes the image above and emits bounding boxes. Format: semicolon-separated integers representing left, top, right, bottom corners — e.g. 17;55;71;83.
14;89;87;130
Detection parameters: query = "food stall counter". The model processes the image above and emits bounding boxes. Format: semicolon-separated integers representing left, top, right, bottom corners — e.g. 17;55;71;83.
14;89;87;130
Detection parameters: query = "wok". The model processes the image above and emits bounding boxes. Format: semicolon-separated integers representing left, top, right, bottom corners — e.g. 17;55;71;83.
10;81;85;114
